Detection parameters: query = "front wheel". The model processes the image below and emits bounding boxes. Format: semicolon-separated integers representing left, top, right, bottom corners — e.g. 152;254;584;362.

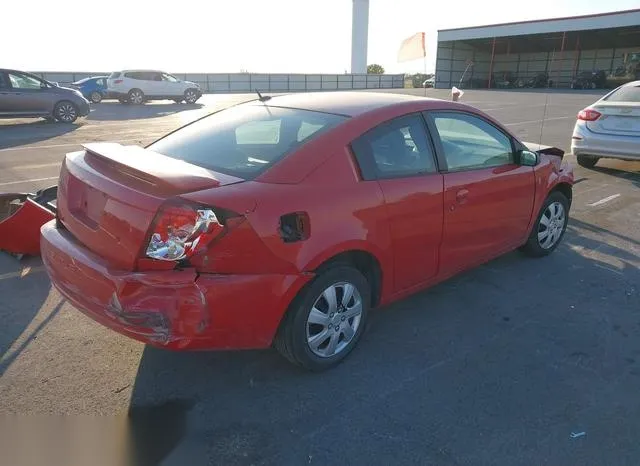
274;265;371;371
184;88;200;104
520;191;570;257
577;154;599;168
53;101;79;123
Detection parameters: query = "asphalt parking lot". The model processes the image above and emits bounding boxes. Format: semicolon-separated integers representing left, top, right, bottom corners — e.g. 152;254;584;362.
1;89;639;466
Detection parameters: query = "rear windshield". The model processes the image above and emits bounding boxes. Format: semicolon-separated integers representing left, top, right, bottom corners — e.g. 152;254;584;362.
147;104;348;178
603;85;640;103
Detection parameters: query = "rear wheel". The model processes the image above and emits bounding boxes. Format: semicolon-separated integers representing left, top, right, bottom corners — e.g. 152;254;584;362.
520;191;569;257
577;154;599;168
53;101;78;123
89;91;102;103
128;88;145;105
274;265;370;371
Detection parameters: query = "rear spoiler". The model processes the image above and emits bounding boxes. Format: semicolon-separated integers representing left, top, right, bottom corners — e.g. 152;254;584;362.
521;141;565;159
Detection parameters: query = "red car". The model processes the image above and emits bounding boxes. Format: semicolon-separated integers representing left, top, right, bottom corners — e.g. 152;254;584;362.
41;92;574;371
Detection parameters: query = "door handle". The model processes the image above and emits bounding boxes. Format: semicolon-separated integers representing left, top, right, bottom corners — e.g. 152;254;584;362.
455;189;469;203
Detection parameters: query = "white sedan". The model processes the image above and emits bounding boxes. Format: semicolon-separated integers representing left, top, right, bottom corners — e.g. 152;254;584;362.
571;80;640;168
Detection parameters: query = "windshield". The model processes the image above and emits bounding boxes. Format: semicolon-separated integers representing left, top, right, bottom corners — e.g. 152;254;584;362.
147;104;348;178
604;85;640;103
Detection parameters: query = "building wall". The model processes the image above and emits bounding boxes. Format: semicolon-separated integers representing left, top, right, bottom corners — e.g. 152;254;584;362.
435;41;640;89
31;72;406;93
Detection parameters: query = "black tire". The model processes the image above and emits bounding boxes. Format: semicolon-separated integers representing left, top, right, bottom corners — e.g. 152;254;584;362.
184;88;200;104
128;88;145;105
274;265;371;371
89;91;102;103
520;191;570;258
577;154;599;168
53;101;79;123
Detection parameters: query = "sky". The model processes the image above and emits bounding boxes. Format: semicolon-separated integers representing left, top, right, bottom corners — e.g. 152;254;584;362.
4;0;639;74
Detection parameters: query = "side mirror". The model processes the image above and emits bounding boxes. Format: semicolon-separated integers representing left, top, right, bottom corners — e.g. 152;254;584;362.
519;149;538;166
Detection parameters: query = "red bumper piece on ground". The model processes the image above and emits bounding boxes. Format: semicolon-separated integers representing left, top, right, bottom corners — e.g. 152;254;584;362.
0;192;56;256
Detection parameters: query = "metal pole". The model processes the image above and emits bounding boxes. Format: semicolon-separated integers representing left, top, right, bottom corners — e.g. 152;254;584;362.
572;34;581;78
557;31;566;88
488;37;497;89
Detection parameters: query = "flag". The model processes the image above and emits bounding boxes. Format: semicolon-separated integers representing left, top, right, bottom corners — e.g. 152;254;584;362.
397;32;426;63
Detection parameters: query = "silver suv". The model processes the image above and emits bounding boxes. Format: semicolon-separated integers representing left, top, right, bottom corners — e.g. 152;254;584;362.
0;69;90;123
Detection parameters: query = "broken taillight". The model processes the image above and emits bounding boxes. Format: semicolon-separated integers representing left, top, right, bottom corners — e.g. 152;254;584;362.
144;203;225;262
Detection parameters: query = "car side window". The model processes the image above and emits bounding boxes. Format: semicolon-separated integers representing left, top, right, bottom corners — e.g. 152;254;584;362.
7;72;43;90
0;73;7;89
429;111;514;171
351;113;437;180
162;73;178;83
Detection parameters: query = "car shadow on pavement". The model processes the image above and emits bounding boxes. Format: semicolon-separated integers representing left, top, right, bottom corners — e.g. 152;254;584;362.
589;164;640;189
86;102;205;122
0;256;57;377
0;120;79;150
126;219;640;466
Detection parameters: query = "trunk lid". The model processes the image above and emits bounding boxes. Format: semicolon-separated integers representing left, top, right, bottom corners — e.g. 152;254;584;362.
587;102;640;137
56;142;244;270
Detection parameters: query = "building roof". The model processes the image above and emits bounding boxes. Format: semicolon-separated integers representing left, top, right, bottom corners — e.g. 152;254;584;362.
438;9;640;42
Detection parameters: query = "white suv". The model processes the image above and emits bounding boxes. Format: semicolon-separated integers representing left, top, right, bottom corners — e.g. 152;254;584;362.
107;70;202;105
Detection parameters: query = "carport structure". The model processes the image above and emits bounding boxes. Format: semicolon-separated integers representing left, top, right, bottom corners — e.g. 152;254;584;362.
434;9;640;89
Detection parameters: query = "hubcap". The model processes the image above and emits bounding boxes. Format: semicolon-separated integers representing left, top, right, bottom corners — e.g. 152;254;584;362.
538;201;566;249
306;282;363;358
91;92;101;103
57;104;76;122
185;91;196;103
131;91;143;104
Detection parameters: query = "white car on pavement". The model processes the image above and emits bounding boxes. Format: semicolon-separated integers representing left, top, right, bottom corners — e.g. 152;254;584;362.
571;80;640;168
107;70;202;105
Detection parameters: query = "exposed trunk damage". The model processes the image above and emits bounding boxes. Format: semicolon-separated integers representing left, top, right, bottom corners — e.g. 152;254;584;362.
0;186;57;258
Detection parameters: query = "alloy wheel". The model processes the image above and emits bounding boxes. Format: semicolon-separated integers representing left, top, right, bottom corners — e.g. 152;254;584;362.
56;103;77;123
185;90;197;104
306;282;363;358
129;90;143;104
538;201;566;249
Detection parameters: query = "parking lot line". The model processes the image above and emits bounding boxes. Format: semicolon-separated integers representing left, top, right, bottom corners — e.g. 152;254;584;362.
504;115;574;126
0;177;58;187
587;194;621;207
11;162;61;171
0;266;47;281
0;137;146;152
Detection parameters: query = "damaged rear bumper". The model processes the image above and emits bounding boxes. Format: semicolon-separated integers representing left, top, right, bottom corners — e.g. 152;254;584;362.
40;220;310;350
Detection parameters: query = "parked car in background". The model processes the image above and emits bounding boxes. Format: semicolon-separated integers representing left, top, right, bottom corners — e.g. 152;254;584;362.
107;70;202;105
41;91;574;371
571;80;640;168
69;76;108;103
571;70;607;89
0;68;90;123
